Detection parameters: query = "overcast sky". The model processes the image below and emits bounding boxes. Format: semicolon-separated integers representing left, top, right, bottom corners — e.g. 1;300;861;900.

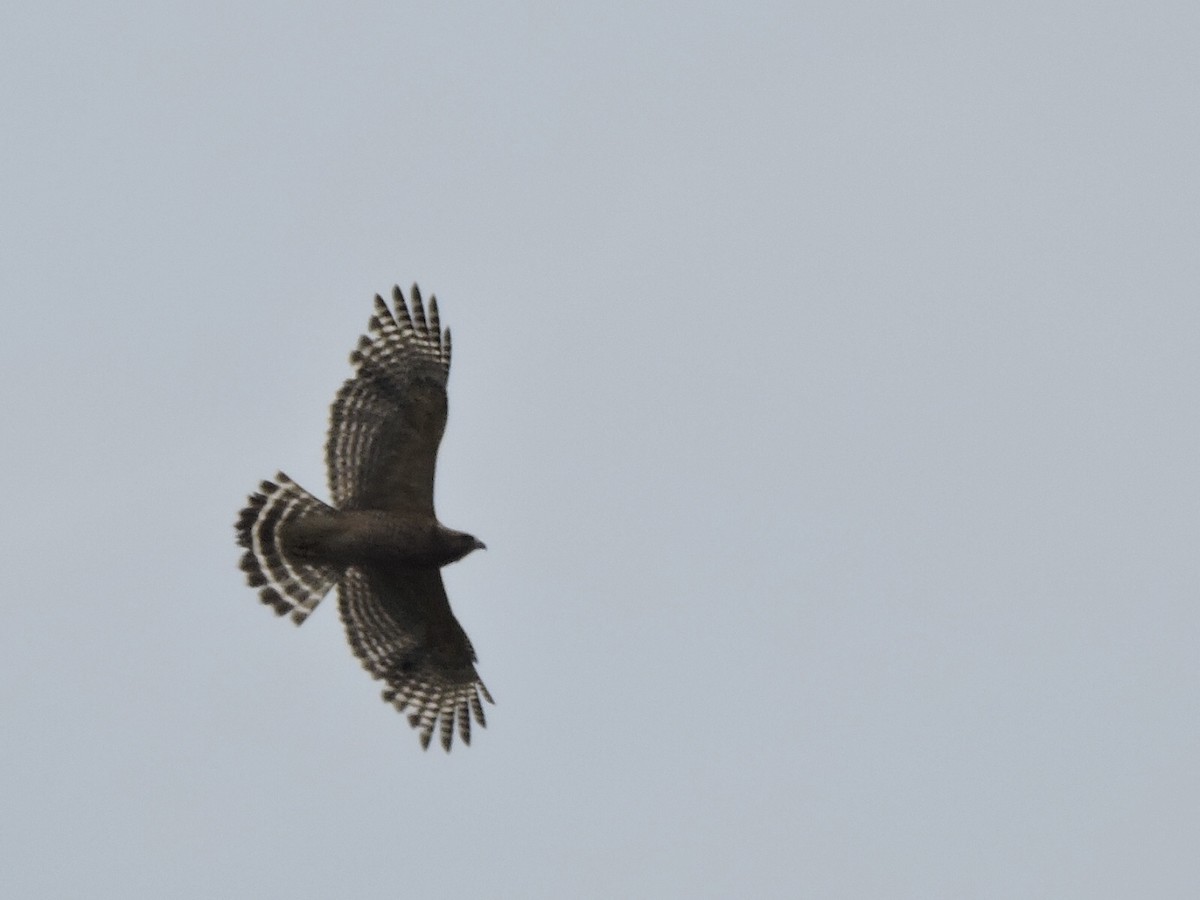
2;3;1198;898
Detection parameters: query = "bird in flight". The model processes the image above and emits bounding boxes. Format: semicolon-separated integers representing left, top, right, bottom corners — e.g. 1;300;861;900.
236;284;491;751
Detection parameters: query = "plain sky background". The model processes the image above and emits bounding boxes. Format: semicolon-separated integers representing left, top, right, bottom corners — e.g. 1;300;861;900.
2;2;1197;897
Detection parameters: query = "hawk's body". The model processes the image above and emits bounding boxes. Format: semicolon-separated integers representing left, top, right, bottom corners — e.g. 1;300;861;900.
235;285;491;751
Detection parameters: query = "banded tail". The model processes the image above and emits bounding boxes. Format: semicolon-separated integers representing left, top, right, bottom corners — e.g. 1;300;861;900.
235;473;339;624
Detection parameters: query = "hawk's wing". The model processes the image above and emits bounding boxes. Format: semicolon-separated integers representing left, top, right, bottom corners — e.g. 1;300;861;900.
339;566;493;751
326;284;451;514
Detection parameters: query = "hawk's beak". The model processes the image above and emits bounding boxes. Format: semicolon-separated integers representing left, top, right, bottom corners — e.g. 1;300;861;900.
473;538;488;551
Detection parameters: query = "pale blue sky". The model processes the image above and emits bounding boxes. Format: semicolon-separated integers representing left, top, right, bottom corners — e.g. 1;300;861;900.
2;3;1198;897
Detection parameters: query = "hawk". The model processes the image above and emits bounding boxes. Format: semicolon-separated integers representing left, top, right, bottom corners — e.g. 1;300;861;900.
235;284;492;751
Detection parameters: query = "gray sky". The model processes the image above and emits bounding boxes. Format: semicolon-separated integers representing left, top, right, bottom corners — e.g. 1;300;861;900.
2;2;1197;897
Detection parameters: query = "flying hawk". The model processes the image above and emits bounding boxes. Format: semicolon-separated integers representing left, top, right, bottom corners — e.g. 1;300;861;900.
235;284;492;751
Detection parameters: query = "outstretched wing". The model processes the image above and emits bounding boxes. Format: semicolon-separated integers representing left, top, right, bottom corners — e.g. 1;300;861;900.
326;284;451;514
338;566;493;751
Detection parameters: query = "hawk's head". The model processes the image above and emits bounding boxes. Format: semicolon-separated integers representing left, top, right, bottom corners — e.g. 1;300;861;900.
438;526;487;564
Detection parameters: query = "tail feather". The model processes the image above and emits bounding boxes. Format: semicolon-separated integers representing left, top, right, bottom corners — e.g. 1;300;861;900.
236;473;339;624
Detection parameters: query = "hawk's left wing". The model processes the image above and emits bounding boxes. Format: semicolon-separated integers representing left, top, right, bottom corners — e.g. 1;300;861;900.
326;284;451;516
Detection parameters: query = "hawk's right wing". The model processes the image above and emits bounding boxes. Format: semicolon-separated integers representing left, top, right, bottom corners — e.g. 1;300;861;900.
325;284;451;515
338;566;493;751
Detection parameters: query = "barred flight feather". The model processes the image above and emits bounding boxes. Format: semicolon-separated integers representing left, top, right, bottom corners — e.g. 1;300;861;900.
339;567;493;751
235;473;339;624
325;284;450;510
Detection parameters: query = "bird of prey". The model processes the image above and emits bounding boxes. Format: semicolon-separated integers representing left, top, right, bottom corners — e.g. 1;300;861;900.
235;284;491;751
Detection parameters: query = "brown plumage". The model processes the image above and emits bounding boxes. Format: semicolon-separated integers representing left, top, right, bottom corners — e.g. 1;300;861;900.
235;284;491;751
